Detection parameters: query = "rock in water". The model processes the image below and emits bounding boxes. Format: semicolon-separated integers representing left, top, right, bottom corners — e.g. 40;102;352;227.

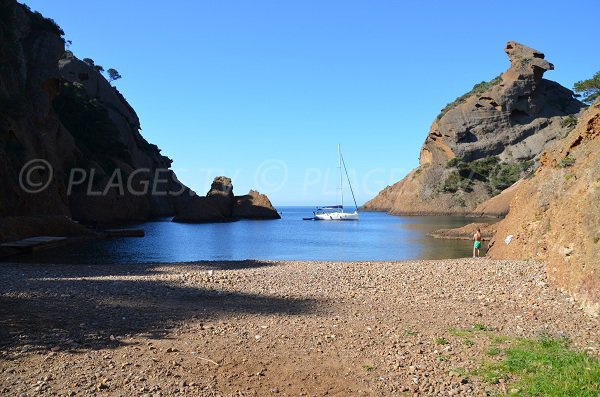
363;41;584;216
232;190;281;220
173;178;280;223
206;176;235;217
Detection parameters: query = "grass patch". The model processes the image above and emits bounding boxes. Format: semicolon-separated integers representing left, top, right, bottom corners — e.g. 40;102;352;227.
473;323;493;331
437;354;449;362
558;156;576;168
449;327;474;337
362;364;376;372
475;336;600;396
463;338;475;347
403;327;417;337
489;334;510;344
486;346;501;357
436;337;449;345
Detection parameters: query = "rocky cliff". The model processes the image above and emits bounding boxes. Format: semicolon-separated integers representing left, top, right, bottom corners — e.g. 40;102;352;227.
488;101;600;316
0;1;278;241
363;41;584;216
0;0;182;224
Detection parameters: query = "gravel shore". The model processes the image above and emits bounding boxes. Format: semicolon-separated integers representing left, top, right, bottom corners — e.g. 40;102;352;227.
0;259;598;396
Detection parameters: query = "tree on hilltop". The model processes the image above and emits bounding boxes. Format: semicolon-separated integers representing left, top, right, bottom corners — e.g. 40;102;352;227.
107;68;122;83
573;71;600;104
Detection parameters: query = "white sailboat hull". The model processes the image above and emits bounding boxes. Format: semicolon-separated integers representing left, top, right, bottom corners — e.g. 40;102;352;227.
314;211;359;221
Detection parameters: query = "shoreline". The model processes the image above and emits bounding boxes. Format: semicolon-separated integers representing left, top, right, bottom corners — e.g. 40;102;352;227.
1;259;597;396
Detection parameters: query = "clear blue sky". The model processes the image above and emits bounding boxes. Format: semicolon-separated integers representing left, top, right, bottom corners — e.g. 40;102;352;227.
25;0;600;206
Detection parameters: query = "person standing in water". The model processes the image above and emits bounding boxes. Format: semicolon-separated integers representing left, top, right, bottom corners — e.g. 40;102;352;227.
473;227;482;258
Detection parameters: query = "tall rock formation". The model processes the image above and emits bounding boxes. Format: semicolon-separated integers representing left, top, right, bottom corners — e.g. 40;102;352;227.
0;1;183;224
0;1;279;241
488;101;600;316
173;177;280;223
173;176;281;223
363;41;584;215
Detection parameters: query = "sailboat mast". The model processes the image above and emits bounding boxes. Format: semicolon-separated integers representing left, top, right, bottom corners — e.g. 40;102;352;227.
338;143;344;210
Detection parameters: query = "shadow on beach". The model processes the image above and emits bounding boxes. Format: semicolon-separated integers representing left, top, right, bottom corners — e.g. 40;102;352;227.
0;260;316;353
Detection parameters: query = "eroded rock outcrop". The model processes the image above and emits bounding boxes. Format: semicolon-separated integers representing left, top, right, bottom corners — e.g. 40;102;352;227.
488;101;600;315
232;190;280;220
0;0;185;232
363;41;584;215
173;177;280;223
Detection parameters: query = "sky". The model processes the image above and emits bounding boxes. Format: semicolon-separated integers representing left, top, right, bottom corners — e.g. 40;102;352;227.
24;0;600;206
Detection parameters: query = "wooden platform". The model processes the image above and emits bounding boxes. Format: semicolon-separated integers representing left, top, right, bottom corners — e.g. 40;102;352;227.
1;236;70;253
103;229;145;238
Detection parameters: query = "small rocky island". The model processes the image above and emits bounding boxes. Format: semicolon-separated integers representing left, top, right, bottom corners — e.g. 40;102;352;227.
173;176;280;223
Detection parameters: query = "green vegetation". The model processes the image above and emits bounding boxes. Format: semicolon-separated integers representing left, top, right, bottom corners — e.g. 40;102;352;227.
475;335;600;396
449;327;473;337
447;326;600;395
561;115;578;129
558;155;576;168
437;75;503;120
53;81;131;169
440;156;534;196
403;327;417;337
593;236;599;244
573;71;600;104
81;59;122;84
20;4;64;38
362;364;376;372
473;323;493;331
436;337;449;345
107;68;122;83
439;170;468;193
486;346;501;356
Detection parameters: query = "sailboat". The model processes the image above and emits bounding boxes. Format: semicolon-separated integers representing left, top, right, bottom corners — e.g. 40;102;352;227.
311;144;359;221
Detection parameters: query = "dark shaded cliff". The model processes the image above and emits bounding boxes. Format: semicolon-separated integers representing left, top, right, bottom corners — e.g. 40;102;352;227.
0;0;183;224
0;1;278;241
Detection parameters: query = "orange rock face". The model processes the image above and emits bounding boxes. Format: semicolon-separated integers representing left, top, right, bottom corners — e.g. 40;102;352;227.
488;102;600;315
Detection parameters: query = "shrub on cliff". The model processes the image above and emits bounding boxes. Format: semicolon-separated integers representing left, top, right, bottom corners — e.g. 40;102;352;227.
20;4;64;38
438;75;503;120
573;71;600;104
53;81;131;168
441;156;533;195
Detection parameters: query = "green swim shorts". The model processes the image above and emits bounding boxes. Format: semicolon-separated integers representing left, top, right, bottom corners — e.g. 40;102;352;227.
474;241;481;249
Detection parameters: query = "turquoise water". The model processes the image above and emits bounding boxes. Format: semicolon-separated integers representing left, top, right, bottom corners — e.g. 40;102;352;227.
7;207;492;264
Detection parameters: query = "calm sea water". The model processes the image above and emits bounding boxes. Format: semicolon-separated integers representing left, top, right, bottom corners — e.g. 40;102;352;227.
8;207;492;264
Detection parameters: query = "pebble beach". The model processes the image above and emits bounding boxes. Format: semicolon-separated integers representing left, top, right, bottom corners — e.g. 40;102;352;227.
1;259;598;396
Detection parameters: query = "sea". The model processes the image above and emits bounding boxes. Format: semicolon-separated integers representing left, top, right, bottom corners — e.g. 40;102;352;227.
7;207;493;265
